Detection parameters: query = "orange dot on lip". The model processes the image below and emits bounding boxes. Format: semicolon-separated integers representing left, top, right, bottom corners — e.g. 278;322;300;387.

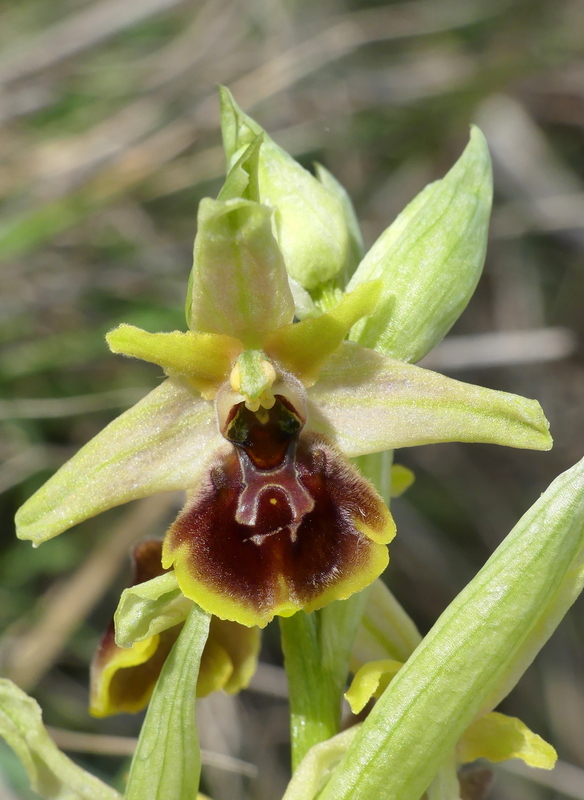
270;498;277;505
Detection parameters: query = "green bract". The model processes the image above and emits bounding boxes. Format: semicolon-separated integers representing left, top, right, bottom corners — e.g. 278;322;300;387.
220;86;355;290
317;457;584;800
114;571;187;648
124;605;210;800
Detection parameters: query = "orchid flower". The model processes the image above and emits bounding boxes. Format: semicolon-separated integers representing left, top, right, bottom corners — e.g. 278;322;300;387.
15;90;552;631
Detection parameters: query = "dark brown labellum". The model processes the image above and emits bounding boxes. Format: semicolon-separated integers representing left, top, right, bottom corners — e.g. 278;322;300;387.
164;394;392;622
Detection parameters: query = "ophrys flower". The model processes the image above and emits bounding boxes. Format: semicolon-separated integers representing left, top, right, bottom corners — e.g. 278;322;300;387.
15;95;552;628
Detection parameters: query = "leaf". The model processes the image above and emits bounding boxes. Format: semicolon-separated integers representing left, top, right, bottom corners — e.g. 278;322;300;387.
0;679;121;800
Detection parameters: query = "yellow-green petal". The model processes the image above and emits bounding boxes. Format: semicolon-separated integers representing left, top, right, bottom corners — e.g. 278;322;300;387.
390;464;415;497
307;342;552;456
458;711;557;769
15;379;224;545
107;325;242;398
345;659;402;715
264;281;382;386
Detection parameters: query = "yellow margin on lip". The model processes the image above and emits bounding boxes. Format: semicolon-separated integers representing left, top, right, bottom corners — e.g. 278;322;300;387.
90;635;159;718
163;529;392;629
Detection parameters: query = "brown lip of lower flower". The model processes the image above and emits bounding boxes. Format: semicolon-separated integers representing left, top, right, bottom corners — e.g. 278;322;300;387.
89;540;261;718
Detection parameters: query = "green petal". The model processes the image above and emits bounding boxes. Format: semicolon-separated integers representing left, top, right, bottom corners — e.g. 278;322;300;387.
15;379;223;545
107;325;242;398
348;126;492;363
220;87;353;290
345;659;402;715
317;456;584;800
187;197;294;346
264;281;382;386
0;679;121;800
458;712;557;769
307;342;552;456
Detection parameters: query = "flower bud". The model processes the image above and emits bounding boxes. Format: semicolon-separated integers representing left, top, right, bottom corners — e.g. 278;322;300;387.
348;126;493;363
220;86;354;290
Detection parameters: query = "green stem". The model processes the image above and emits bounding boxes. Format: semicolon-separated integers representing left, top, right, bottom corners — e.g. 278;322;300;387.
125;604;211;800
280;611;342;770
280;590;371;771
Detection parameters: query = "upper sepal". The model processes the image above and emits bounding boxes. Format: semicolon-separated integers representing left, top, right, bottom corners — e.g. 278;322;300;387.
348;126;493;363
187;196;294;346
219;86;354;290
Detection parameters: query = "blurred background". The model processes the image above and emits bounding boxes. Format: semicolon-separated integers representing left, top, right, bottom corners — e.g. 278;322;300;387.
1;0;584;797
